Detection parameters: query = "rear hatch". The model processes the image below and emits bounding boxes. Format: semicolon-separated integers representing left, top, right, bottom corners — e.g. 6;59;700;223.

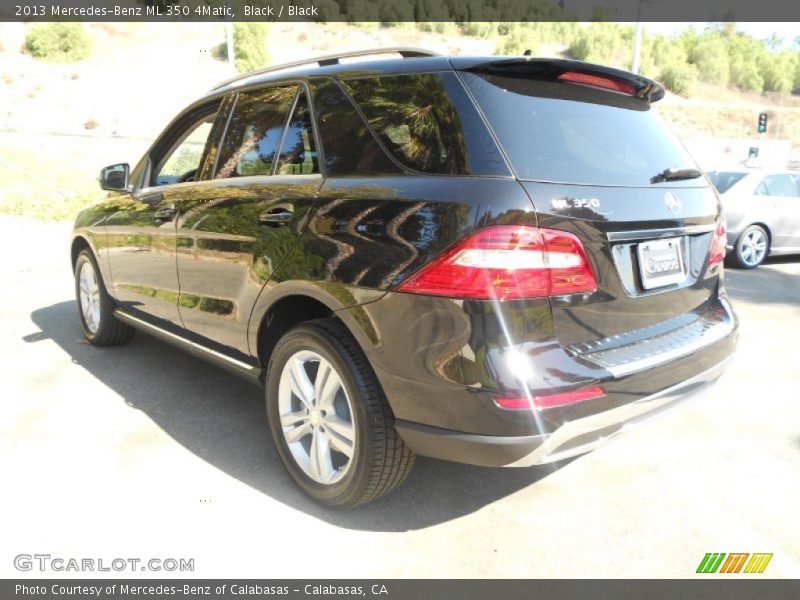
456;58;726;349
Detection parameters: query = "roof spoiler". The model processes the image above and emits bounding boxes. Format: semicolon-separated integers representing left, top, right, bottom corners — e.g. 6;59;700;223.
462;58;665;102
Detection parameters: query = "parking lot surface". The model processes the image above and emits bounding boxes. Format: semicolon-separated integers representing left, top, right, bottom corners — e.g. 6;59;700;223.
1;215;799;578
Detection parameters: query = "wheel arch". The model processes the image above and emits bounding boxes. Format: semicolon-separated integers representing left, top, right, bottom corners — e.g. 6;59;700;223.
250;283;383;373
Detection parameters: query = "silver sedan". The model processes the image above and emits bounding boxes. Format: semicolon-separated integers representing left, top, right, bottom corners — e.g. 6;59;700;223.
708;169;800;268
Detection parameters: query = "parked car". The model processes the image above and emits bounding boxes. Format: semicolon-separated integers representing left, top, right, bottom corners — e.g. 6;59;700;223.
72;49;738;506
708;169;800;268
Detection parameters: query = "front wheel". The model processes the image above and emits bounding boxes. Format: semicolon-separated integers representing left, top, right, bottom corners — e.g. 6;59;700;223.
266;319;414;507
74;249;135;346
730;225;769;269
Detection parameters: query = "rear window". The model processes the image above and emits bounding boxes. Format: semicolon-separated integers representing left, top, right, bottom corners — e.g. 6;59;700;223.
341;73;508;176
707;171;747;194
461;72;699;187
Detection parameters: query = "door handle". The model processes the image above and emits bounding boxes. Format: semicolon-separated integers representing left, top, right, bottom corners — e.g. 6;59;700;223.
154;207;176;222
259;206;294;227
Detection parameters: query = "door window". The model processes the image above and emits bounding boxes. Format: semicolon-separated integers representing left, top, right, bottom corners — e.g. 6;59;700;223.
153;116;216;186
275;91;319;175
214;85;297;178
755;174;799;197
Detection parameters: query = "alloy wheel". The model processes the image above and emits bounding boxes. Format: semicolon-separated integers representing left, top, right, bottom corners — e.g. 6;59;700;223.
740;228;767;267
78;261;102;333
277;350;356;485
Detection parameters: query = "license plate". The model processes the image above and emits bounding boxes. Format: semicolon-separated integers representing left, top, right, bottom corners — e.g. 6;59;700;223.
637;237;686;290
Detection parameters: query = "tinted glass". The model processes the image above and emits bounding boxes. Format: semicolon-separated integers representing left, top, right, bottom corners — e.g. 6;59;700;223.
310;79;398;176
462;72;699;186
275;90;319;175
757;174;799;197
215;85;296;178
707;171;747;194
342;73;508;176
155;118;215;186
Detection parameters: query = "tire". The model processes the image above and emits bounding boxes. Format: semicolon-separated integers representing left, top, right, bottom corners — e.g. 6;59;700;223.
74;249;135;346
730;225;769;269
265;318;414;507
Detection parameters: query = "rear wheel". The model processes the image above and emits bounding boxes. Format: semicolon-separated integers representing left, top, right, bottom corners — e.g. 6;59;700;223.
74;249;135;346
266;319;414;507
731;225;769;269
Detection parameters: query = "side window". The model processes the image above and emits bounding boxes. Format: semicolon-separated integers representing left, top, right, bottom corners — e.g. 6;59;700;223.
758;174;797;197
214;85;297;179
275;91;319;175
310;79;399;176
341;72;508;176
154;115;216;186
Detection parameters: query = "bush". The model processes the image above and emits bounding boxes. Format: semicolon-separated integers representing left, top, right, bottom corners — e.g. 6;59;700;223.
661;63;699;96
25;23;91;62
233;23;269;74
688;35;730;86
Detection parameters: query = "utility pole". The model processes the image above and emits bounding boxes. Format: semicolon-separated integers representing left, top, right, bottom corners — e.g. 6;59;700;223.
631;0;643;74
226;0;234;71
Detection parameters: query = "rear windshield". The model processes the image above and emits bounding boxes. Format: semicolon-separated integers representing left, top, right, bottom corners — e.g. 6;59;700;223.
707;171;747;194
461;72;700;187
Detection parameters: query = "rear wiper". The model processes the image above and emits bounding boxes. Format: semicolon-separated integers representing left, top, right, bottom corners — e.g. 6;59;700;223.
650;167;703;184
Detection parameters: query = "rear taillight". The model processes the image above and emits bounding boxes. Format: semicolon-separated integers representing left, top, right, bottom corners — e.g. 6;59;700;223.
396;226;597;300
495;386;606;410
708;218;727;267
557;71;636;96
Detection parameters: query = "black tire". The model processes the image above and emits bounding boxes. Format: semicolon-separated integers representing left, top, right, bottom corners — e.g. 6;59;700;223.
266;318;414;507
74;249;135;346
729;224;769;269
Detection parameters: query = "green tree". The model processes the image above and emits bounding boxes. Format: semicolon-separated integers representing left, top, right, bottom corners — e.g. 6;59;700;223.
233;23;269;74
25;23;91;62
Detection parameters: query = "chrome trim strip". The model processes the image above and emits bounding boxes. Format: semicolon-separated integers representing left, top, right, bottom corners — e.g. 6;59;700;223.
507;357;732;467
606;223;716;242
113;310;256;372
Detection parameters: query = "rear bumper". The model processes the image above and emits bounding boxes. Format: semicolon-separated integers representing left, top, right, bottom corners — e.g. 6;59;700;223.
395;356;732;467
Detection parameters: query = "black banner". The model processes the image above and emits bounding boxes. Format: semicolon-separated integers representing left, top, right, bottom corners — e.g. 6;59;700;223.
3;580;800;600
1;0;800;23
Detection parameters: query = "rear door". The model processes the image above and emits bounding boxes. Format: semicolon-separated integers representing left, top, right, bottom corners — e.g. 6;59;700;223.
459;65;722;347
174;83;322;358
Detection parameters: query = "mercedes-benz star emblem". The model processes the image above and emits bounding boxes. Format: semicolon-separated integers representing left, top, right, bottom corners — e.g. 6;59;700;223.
664;192;682;215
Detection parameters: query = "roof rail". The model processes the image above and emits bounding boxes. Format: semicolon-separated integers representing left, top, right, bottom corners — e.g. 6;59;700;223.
211;47;440;91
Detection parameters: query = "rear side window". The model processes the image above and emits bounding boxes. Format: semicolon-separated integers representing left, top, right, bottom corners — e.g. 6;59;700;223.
215;85;296;178
708;171;746;194
275;90;319;175
461;72;699;186
310;79;399;176
341;73;508;176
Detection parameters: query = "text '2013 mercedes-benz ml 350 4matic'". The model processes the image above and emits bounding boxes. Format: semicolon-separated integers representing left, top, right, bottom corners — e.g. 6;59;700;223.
72;48;737;507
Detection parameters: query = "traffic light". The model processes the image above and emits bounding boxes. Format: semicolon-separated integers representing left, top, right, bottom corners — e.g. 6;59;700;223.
758;112;768;133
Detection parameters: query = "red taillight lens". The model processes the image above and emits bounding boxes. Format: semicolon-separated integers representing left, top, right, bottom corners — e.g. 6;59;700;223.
397;226;597;300
495;386;606;410
709;218;727;267
558;71;636;96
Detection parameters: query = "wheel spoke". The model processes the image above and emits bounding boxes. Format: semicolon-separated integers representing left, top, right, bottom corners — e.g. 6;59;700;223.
325;424;354;459
314;358;340;409
284;421;312;444
287;358;315;408
309;429;333;483
280;409;309;428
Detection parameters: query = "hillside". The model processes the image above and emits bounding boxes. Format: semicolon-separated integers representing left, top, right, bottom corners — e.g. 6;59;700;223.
1;21;798;220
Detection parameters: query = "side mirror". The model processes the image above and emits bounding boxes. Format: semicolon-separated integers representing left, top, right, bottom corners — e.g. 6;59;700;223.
99;163;130;191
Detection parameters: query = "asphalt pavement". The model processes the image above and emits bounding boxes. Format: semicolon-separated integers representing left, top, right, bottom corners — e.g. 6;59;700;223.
1;215;798;578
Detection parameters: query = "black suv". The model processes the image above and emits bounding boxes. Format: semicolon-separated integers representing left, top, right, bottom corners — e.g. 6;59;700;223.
72;48;737;507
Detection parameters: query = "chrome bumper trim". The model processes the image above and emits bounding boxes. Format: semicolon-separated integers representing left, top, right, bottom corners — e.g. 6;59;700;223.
507;357;732;467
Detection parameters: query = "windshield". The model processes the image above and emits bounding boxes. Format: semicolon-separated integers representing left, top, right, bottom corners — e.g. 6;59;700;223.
461;72;701;187
707;171;747;194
